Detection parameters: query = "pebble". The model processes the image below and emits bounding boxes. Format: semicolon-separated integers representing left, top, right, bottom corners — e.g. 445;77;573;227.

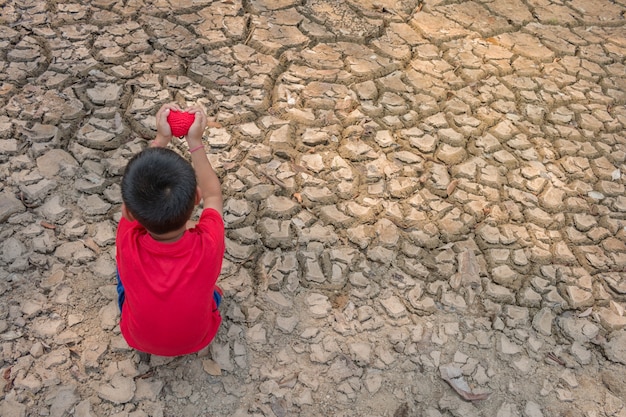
305;293;332;318
99;301;119;330
265;291;293;310
523;401;544;417
81;339;107;370
31;317;65;338
276;315;298;333
74;400;96;417
498;334;523;355
0;192;25;222
532;308;554;336
48;385;78;417
97;374;135;404
604;330;626;365
0;399;26;417
211;341;235;372
570;341;592;365
349;342;372;365
380;295;407;318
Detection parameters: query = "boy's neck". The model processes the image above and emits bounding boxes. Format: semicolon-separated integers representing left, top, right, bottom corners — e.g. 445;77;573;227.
149;227;186;243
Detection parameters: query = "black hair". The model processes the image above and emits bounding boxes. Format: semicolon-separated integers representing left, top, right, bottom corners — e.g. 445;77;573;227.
121;147;197;235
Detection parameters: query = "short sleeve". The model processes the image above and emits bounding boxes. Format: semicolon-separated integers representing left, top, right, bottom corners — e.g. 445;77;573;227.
194;208;225;245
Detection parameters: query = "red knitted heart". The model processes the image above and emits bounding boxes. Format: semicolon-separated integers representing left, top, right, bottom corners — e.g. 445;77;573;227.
167;110;195;137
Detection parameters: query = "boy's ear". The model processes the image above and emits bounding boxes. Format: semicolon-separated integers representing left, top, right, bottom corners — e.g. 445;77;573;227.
121;203;135;221
195;187;202;205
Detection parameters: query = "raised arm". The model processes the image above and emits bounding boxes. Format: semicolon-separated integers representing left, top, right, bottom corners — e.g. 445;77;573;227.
184;106;223;217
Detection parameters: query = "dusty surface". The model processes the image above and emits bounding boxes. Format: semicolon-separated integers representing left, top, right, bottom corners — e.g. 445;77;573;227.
1;0;626;416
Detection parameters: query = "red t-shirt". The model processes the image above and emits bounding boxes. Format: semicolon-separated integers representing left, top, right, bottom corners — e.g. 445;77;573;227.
115;208;225;356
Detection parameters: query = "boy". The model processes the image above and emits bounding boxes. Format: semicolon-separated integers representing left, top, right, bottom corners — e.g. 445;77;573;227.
115;103;225;356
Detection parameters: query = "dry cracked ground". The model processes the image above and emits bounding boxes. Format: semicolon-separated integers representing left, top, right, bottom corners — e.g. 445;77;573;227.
2;0;626;416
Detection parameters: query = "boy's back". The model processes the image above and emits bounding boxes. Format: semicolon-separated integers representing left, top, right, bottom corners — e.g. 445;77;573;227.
116;208;224;356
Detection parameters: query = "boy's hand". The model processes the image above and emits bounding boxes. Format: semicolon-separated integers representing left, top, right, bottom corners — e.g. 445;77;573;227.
152;103;182;147
184;106;208;146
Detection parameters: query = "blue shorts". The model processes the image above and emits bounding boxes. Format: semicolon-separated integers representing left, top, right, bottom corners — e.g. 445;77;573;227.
116;271;222;312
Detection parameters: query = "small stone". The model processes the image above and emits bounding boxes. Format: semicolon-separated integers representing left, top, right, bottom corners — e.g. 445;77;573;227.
30;342;45;358
202;359;222;376
604;391;624;416
570;341;591;365
485;282;516;304
532;308;554;336
36;149;78;178
99;301;119;330
367;245;395;264
20;179;58;204
0;192;25;222
262;195;300;218
306;293;332;318
265;291;293;310
82;339;108;369
601;369;626;398
86;83;123;105
244;184;276;202
74;400;96;417
556;388;573;402
31;317;65;338
21;299;43;318
559;369;578;388
512;357;532;374
604;330;626;365
134;378;164;401
0;399;26;417
523;401;543;417
597;307;626;331
55;330;80;345
492;265;520;289
565;286;593;309
76;117;127;150
276;315;298;333
380;295;407;318
498;334;522;355
364;371;382;394
211;341;234;372
54;241;94;263
91;255;116;279
98;374;135;404
412;296;437;313
14;371;42;393
92;221;116;246
349;342;372;365
39;195;70;223
48;384;78;417
436;144;467;165
453;350;469;364
2;237;26;263
79;194;111;216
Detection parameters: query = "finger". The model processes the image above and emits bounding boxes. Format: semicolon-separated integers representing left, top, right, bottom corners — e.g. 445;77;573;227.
159;103;181;117
192;111;207;127
167;103;182;112
184;106;205;115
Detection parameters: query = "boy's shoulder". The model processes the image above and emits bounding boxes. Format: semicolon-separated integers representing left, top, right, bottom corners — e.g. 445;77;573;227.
198;208;224;223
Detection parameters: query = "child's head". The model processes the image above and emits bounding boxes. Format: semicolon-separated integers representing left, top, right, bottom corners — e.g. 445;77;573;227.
121;147;197;234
